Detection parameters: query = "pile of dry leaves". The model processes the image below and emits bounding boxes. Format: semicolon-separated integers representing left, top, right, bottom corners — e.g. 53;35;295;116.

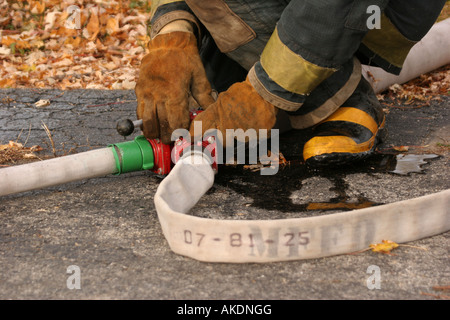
0;0;150;90
0;140;43;164
0;0;449;93
381;64;450;104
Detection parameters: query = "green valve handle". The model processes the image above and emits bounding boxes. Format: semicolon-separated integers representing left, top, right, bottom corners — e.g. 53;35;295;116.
109;135;155;175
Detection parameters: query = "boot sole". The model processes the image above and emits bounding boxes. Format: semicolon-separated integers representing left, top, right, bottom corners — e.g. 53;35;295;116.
305;125;388;168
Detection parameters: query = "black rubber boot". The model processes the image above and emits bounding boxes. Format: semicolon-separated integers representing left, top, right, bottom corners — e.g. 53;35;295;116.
303;77;387;167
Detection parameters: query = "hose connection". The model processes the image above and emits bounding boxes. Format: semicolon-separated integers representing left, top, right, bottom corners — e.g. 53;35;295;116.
112;109;216;175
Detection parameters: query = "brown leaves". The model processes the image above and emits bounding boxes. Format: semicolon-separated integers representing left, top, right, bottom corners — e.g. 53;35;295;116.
369;240;399;255
1;36;30;50
106;16;120;35
384;64;450;103
391;145;409;152
84;9;100;41
1;1;448;92
0;141;43;165
349;239;428;256
0;0;150;90
29;1;46;15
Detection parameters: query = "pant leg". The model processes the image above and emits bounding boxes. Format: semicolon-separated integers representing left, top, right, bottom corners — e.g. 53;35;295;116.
196;0;446;119
357;0;446;74
199;32;247;93
192;0;289;92
258;0;445;128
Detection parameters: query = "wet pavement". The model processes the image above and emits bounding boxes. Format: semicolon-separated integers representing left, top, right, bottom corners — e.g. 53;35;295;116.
0;88;449;300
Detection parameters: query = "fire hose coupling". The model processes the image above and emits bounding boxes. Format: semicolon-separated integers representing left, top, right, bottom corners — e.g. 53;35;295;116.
109;135;155;175
109;135;217;176
172;136;218;173
112;110;216;175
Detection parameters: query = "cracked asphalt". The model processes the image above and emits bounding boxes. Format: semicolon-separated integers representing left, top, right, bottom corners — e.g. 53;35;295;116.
0;88;448;301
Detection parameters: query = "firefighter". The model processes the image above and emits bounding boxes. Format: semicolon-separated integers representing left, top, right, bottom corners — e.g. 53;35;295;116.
135;0;445;166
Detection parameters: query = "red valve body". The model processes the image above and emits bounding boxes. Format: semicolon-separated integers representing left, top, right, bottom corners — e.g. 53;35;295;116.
147;110;217;175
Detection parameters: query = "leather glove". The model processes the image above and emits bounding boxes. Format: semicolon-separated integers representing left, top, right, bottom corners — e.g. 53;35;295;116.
189;77;278;148
136;26;215;144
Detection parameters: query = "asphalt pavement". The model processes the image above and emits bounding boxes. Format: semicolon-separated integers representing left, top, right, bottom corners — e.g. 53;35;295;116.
0;88;448;301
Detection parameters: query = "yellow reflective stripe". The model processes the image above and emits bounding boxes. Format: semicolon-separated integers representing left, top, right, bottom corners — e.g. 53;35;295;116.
362;13;416;68
303;108;385;160
151;0;185;19
288;58;361;129
260;27;336;95
323;107;379;134
303;135;376;160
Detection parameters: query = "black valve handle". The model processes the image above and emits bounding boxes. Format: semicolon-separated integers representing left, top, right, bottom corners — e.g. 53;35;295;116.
116;119;143;137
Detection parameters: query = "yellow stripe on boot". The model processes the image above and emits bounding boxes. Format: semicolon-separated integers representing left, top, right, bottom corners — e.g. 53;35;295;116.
303;107;385;165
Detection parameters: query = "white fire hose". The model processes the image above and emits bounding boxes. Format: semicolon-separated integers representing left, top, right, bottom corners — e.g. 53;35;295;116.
155;156;449;263
363;18;450;93
0;148;118;196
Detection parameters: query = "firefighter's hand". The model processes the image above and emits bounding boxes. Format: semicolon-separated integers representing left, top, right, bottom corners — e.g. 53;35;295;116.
136;29;215;144
189;77;278;148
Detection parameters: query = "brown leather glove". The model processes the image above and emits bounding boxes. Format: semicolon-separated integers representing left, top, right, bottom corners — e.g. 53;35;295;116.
189;77;278;148
135;31;215;144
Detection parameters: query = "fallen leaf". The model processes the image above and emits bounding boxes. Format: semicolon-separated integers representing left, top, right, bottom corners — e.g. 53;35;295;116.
369;240;399;254
53;58;73;68
29;1;46;15
18;64;36;72
1;1;442;92
106;17;119;35
0;140;44;164
102;61;118;70
64;36;82;48
121;79;136;90
23;153;38;159
0;46;11;55
392;145;409;152
44;11;60;30
0;79;15;87
34;99;50;107
85;10;100;41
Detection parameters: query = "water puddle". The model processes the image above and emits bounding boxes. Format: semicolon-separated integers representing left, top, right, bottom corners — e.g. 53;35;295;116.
305;175;380;212
311;152;440;176
213;153;440;215
389;154;439;175
306;153;440;212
